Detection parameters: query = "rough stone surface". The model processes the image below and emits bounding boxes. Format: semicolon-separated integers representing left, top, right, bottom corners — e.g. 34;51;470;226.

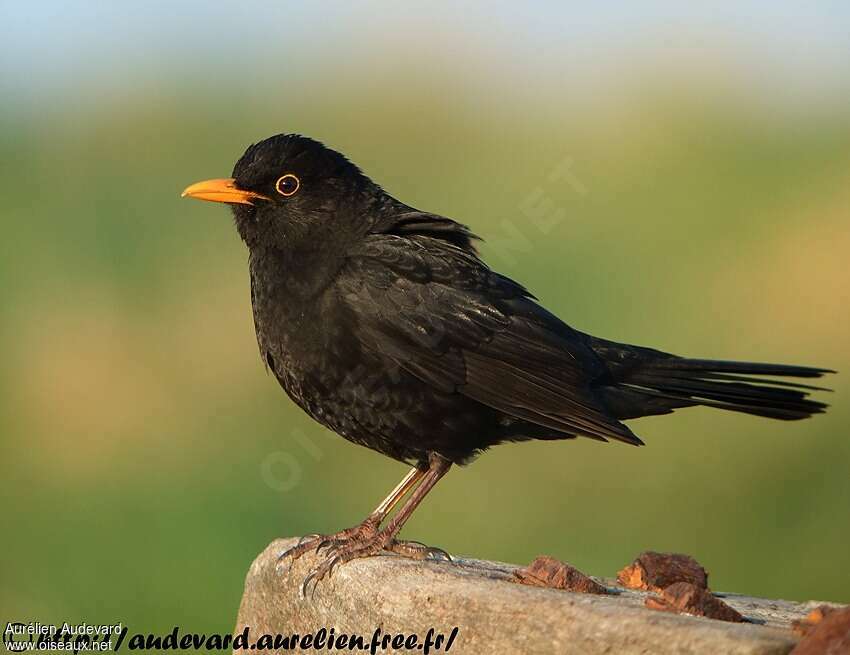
235;538;845;655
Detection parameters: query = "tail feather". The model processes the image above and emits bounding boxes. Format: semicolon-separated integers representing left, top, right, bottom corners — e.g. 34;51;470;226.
592;340;834;422
679;371;830;392
640;358;829;378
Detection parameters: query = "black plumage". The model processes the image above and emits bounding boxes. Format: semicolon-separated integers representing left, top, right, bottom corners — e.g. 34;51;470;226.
183;133;832;592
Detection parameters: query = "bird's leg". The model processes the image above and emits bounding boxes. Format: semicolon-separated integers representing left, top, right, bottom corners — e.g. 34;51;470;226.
277;465;425;566
300;453;452;596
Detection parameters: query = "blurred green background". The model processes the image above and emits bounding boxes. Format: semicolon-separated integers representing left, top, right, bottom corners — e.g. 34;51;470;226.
2;1;849;634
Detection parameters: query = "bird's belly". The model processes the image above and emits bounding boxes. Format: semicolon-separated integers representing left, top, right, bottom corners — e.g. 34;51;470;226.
265;342;497;465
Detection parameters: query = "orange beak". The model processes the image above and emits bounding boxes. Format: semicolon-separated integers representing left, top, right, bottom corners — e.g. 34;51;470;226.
181;178;270;206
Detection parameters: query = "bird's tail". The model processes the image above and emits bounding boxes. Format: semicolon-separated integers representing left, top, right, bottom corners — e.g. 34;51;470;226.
592;338;833;421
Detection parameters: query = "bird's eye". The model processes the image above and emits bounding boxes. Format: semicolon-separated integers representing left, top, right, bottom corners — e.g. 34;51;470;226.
275;173;300;197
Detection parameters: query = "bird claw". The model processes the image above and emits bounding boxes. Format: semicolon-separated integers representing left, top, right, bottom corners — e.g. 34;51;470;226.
277;536;321;567
295;535;451;598
315;538;337;555
297;533;322;547
326;554;343;579
389;539;452;562
281;520;450;597
277;519;379;570
299;536;388;598
299;570;320;600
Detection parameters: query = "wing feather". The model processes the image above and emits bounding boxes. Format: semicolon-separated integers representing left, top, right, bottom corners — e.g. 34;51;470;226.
338;231;642;446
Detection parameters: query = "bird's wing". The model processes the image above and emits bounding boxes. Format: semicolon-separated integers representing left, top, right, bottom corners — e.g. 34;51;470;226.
336;233;641;445
377;210;481;253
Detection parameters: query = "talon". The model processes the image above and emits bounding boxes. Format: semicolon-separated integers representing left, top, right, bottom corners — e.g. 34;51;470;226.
300;571;316;599
315;538;334;555
277;545;301;563
326;554;342;579
297;533;321;547
387;538;451;562
432;548;452;561
283;515;452;597
277;534;326;565
421;545;451;561
308;574;321;600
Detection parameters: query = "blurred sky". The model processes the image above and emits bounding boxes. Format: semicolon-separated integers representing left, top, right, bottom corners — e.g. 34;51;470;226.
3;2;850;112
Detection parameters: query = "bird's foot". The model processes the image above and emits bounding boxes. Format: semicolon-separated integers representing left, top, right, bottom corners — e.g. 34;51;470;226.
276;517;380;569
299;533;451;598
386;539;452;562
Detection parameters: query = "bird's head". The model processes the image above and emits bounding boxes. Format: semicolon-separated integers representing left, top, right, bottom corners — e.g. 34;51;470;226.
182;134;383;251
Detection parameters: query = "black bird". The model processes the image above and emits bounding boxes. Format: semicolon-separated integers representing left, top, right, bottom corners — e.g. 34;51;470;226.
183;134;832;591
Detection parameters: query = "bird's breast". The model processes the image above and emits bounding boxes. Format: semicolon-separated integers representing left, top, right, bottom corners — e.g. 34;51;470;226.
246;255;504;464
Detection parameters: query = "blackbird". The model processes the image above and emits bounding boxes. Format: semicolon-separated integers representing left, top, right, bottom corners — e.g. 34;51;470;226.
183;134;832;593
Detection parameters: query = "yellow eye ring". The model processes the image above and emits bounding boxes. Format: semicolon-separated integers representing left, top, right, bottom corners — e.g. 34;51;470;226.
275;173;300;197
